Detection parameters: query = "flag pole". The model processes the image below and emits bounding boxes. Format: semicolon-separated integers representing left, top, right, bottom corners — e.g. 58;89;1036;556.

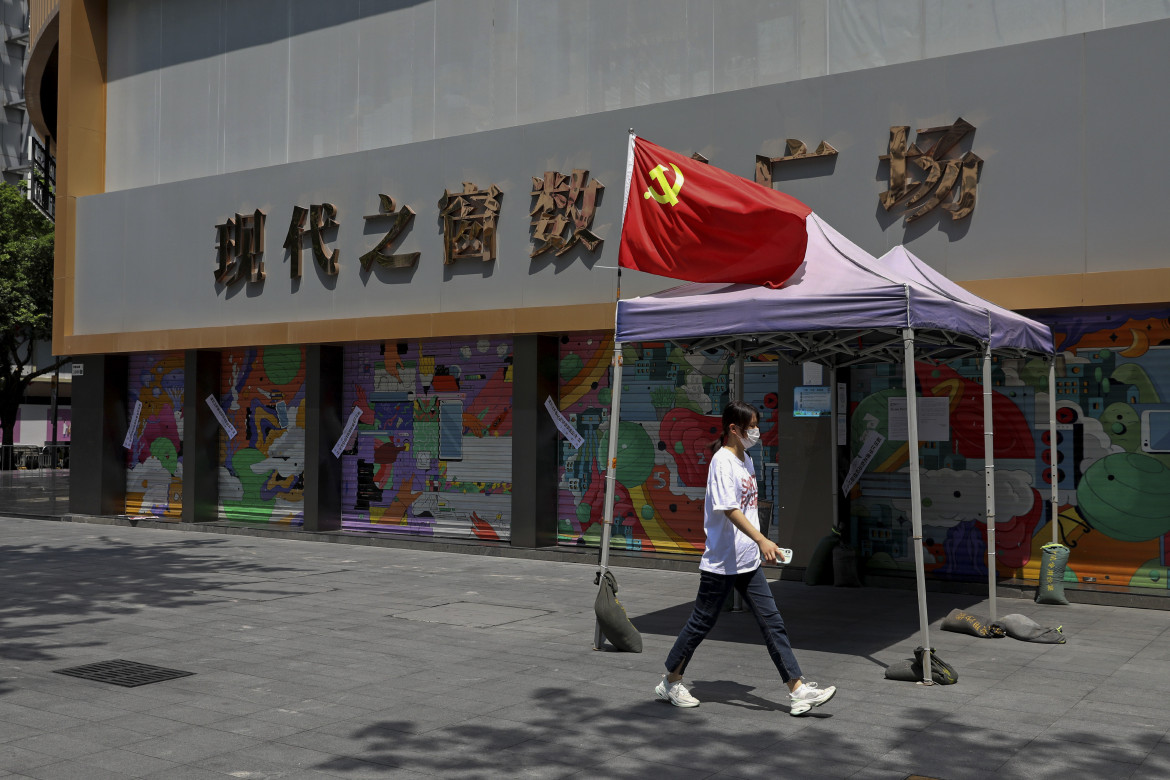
594;130;637;650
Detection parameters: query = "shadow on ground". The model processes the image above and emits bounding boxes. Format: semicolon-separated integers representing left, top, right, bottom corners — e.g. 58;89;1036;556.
312;686;1169;779
0;534;303;683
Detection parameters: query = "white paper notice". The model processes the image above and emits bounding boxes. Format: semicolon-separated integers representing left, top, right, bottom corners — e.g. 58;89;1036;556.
205;395;238;439
122;399;143;449
545;396;584;449
842;430;885;495
887;396;950;441
802;362;824;385
333;406;364;458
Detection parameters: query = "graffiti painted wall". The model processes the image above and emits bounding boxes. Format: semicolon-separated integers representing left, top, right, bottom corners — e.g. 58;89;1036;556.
848;307;1170;590
217;347;306;525
125;352;184;518
557;334;779;554
340;338;513;540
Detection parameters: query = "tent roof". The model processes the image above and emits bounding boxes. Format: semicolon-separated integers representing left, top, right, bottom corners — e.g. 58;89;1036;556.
615;213;995;367
877;246;1053;356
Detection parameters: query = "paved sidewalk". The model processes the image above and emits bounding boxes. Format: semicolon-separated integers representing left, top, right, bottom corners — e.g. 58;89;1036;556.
2;516;1169;779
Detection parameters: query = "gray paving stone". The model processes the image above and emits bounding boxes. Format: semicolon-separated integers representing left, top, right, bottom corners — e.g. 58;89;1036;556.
75;748;179;778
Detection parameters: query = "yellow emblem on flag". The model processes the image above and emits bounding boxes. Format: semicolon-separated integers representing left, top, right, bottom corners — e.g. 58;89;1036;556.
644;164;684;206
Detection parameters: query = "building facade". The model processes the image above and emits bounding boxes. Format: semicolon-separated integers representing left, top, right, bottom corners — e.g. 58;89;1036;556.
31;1;1170;589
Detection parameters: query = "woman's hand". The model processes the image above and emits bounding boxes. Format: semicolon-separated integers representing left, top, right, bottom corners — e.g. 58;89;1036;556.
757;538;782;563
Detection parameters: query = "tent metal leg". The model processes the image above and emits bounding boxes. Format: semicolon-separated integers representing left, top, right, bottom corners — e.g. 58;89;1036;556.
1049;357;1059;544
982;349;997;622
732;349;746;612
902;328;933;685
830;365;839;531
594;342;625;650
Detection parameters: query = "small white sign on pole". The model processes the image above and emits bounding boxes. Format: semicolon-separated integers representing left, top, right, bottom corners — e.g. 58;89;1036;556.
802;362;824;385
887;396;950;441
332;406;365;458
122;399;143;449
544;396;584;449
842;429;885;496
205;395;238;439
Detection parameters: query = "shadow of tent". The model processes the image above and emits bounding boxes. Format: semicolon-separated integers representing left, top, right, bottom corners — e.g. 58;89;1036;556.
629;579;986;661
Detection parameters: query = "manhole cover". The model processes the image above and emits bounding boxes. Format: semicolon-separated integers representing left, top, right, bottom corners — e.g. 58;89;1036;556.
54;660;195;687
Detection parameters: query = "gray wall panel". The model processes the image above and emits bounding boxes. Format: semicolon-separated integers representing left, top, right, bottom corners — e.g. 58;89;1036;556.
1083;20;1170;274
222;1;291;172
105;0;1170;191
287;0;361;164
159;0;223;183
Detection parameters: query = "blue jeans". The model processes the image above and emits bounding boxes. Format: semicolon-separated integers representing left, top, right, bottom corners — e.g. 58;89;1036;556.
664;567;803;683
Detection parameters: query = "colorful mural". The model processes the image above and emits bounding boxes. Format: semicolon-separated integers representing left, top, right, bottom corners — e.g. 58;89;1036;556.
341;338;513;540
125;353;184;518
557;334;779;554
217;346;306;525
848;307;1170;590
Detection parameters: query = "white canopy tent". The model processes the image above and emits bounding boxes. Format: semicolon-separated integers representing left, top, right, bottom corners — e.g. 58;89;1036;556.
594;216;1055;683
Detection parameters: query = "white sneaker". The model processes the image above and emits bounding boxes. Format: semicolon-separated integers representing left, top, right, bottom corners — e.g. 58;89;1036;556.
654;675;700;708
789;680;836;716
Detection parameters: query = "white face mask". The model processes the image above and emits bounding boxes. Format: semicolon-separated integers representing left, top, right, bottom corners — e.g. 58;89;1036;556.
738;427;761;449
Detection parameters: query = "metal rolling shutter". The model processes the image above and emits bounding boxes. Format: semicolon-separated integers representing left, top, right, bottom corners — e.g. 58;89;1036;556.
216;346;307;525
125;352;185;518
557;334;779;553
340;337;514;541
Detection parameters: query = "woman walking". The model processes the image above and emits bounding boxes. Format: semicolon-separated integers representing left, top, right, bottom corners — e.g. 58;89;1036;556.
654;400;837;716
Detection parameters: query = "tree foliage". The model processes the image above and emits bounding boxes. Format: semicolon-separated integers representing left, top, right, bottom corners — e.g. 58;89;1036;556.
0;182;61;447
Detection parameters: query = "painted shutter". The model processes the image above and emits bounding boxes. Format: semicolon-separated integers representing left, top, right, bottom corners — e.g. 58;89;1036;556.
557;334;779;554
125;352;184;518
217;346;307;525
340;337;513;541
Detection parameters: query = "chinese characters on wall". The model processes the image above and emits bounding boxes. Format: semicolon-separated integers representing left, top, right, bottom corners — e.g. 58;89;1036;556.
213;119;981;288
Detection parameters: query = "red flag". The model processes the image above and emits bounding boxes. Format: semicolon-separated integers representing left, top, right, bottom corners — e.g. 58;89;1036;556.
617;135;812;288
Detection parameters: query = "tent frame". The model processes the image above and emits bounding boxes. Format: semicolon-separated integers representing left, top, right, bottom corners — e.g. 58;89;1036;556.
593;324;1059;685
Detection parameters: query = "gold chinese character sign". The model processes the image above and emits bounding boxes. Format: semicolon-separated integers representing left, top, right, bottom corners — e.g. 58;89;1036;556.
360;194;419;271
529;169;604;257
755;139;838;187
214;209;266;286
284;203;340;278
879;118;982;224
439;183;502;264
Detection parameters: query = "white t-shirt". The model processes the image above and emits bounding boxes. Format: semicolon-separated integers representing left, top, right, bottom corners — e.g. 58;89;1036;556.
700;446;761;575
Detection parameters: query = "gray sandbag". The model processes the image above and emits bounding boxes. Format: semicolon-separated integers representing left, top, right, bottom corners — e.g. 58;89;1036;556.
1036;542;1071;605
992;613;1066;644
594;570;643;652
832;543;862;587
804;533;838;586
941;608;1005;638
884;646;959;685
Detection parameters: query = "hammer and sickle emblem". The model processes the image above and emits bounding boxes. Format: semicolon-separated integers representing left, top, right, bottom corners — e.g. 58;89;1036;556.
643;163;684;206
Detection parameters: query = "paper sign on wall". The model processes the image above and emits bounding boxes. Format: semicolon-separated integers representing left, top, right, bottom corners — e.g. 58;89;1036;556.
545;396;584;449
205;395;238;439
793;386;831;417
333;406;365;458
122;399;143;449
802;362;823;385
842;429;885;495
887;396;950;441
